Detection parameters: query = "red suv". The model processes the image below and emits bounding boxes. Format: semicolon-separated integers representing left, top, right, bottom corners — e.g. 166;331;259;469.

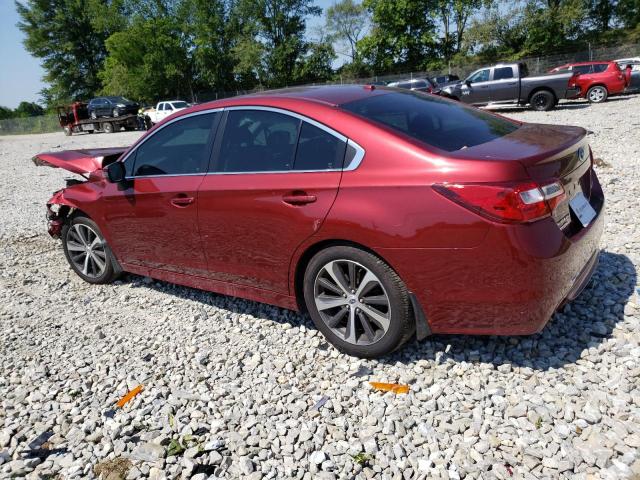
36;86;604;358
549;61;630;103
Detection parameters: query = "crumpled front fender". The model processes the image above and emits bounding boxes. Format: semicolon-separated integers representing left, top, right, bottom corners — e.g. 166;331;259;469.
46;190;79;238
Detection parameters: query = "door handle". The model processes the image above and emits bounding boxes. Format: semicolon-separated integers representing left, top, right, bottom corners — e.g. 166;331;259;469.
282;193;317;206
170;195;195;207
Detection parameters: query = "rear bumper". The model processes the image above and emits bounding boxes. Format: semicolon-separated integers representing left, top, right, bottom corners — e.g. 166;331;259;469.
380;175;605;336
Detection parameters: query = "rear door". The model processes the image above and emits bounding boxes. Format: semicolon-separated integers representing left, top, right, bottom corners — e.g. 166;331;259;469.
490;66;519;102
197;107;349;294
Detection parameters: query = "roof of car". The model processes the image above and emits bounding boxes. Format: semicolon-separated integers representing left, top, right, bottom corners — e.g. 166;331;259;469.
201;85;393;109
561;61;613;66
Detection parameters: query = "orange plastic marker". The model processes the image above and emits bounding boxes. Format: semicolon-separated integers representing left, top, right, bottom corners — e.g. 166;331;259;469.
369;382;410;394
116;384;144;408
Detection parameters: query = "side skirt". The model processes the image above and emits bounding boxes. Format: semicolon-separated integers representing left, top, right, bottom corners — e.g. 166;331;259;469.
120;262;299;311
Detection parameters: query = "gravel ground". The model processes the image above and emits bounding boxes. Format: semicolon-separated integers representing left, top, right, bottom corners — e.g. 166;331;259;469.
1;96;639;480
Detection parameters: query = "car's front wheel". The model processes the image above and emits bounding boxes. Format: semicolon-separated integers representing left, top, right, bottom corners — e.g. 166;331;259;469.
90;111;97;119
113;109;120;117
303;246;413;358
62;216;120;284
587;85;608;103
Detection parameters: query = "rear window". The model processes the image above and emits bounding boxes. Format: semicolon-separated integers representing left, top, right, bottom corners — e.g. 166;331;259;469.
341;91;519;152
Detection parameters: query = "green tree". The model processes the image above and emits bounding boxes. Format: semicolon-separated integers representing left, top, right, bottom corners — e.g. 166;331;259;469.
296;41;336;83
436;0;483;62
0;107;15;120
235;0;322;87
325;0;369;62
16;0;119;105
178;0;238;92
14;101;45;117
357;0;439;73
100;16;193;102
616;0;640;29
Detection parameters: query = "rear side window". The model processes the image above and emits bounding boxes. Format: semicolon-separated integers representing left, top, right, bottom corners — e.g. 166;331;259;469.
341;91;519;152
217;110;299;172
573;65;593;74
494;67;514;80
592;63;608;73
131;113;218;176
294;123;346;170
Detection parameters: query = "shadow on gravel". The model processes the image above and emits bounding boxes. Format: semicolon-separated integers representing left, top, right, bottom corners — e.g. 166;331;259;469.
122;251;635;371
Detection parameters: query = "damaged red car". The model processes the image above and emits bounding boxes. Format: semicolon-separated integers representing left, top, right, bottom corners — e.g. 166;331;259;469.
35;86;604;358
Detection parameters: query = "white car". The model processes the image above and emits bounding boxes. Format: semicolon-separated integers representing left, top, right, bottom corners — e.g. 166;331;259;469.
145;100;190;125
615;58;640;91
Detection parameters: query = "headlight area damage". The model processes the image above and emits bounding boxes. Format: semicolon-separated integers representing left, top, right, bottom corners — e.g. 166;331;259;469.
33;147;127;239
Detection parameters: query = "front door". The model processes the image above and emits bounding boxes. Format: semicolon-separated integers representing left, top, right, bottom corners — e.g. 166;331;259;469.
102;111;221;276
461;68;492;104
197;108;347;294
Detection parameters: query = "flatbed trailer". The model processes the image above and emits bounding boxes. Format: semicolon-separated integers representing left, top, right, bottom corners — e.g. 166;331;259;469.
57;102;139;136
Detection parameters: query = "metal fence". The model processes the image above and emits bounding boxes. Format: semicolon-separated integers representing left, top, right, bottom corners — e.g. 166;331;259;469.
0;115;60;136
2;42;638;136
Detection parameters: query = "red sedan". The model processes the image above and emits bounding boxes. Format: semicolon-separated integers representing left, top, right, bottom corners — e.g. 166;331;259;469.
35;86;604;358
549;61;630;103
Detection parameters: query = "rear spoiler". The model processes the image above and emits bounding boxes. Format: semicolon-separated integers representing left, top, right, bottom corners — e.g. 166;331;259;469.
33;147;128;176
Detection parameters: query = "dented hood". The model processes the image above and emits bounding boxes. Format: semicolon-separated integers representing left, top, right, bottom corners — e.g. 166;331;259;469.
33;147;127;175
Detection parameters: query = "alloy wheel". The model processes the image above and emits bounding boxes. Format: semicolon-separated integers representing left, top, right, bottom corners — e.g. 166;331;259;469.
313;259;391;346
589;87;605;102
66;224;107;279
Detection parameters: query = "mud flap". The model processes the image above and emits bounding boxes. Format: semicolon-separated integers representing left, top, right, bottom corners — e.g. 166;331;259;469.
409;293;431;341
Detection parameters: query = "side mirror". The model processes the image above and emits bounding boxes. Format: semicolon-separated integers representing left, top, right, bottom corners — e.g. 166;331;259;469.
465;79;472;87
105;161;126;183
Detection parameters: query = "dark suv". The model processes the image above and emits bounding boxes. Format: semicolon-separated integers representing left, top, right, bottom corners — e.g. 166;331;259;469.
88;97;139;119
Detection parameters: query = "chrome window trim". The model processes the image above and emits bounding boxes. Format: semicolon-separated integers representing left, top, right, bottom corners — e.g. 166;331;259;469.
122;108;223;180
122;105;366;180
225;105;348;143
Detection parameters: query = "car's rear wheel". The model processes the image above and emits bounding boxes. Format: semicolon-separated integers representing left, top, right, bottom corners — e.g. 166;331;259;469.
587;85;608;103
530;90;555;111
303;246;413;358
62;216;120;284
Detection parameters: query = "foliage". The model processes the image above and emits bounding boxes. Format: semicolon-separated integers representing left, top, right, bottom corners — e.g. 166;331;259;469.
326;0;369;61
357;0;439;73
15;0;118;105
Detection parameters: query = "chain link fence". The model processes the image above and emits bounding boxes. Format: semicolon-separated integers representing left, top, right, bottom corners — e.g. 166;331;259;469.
0;115;60;136
2;42;638;135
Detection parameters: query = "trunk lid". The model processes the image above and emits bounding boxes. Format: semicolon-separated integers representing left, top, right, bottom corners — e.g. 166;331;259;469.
33;147;127;175
454;123;596;233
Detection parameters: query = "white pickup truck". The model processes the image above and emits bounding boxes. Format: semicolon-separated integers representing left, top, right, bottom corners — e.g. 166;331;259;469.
144;100;190;125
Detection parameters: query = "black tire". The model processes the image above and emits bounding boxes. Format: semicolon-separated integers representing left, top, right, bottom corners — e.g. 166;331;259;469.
63;126;72;136
303;246;414;358
587;85;608;103
62;215;121;284
103;122;114;134
530;90;555;111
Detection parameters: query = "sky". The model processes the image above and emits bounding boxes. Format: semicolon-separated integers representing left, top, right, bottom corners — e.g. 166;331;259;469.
0;0;338;110
0;2;46;109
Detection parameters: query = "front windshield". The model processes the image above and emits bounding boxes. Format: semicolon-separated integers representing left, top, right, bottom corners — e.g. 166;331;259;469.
341;90;520;152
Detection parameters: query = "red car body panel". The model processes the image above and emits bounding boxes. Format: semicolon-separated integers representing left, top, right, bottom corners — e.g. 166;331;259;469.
550;61;628;98
36;86;605;336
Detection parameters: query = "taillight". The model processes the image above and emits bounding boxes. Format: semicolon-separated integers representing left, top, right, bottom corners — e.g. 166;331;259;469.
433;181;566;223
